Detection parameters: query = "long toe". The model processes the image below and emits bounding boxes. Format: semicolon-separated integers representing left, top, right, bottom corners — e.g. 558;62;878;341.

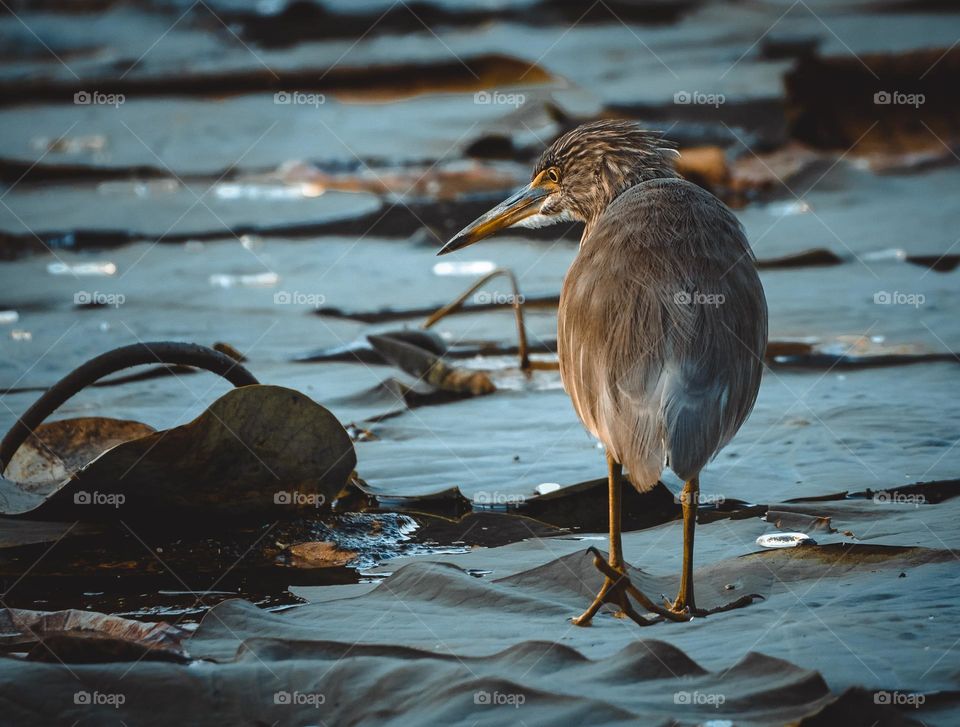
693;593;764;617
573;553;665;627
667;593;763;618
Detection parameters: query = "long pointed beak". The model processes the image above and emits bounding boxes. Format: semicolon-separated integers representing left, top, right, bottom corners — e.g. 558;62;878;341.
437;177;554;255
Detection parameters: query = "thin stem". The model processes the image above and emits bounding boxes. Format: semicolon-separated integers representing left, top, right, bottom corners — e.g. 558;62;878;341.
422;267;530;371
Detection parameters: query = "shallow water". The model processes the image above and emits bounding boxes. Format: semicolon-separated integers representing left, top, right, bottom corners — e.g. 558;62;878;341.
0;1;958;723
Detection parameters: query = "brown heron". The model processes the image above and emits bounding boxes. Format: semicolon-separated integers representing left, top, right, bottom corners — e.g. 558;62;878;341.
437;120;767;625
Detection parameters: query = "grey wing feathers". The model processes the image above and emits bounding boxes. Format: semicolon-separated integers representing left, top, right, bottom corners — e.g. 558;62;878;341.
558;178;767;489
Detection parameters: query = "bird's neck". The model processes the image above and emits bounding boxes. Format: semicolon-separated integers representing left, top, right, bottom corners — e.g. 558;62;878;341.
581;164;678;237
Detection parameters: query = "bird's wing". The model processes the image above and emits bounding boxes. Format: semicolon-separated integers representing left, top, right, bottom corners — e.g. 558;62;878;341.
559;178;767;487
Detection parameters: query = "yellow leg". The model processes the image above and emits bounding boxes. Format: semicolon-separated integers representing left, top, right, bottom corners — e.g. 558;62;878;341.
673;476;698;612
666;474;762;617
572;454;687;626
606;453;623;569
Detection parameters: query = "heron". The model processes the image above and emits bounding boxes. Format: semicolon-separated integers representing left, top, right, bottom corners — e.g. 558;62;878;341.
437;120;767;625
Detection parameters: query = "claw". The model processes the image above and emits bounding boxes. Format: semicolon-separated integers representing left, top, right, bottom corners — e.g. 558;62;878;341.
574;547;679;626
578;547;761;624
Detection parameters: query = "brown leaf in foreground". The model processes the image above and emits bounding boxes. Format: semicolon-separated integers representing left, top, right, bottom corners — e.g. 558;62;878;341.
0;607;190;663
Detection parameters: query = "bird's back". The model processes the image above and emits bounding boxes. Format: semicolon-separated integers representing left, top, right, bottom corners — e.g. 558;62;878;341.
558;177;767;490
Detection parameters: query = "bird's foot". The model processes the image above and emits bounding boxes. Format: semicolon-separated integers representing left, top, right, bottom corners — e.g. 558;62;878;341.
662;592;764;618
572;547;688;626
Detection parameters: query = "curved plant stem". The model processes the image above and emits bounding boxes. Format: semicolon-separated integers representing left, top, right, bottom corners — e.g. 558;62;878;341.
422;267;530;371
0;342;258;473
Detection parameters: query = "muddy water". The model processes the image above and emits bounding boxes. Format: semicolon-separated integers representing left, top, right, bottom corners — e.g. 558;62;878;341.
0;0;958;630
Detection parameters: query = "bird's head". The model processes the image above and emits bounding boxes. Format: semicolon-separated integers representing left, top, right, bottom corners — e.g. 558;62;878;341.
438;119;677;255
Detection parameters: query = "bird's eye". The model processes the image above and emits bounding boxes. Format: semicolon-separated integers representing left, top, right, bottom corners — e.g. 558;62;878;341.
547;168;561;184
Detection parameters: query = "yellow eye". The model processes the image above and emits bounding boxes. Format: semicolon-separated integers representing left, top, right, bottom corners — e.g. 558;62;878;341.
547;168;560;183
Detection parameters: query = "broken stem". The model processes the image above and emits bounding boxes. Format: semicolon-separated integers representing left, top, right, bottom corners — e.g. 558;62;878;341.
421;267;530;371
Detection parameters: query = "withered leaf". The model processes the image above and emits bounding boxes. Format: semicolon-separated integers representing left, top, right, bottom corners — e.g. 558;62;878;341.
1;385;355;521
0;607;190;663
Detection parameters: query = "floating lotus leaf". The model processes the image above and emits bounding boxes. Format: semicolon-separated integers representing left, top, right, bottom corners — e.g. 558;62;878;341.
0;385;355;521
